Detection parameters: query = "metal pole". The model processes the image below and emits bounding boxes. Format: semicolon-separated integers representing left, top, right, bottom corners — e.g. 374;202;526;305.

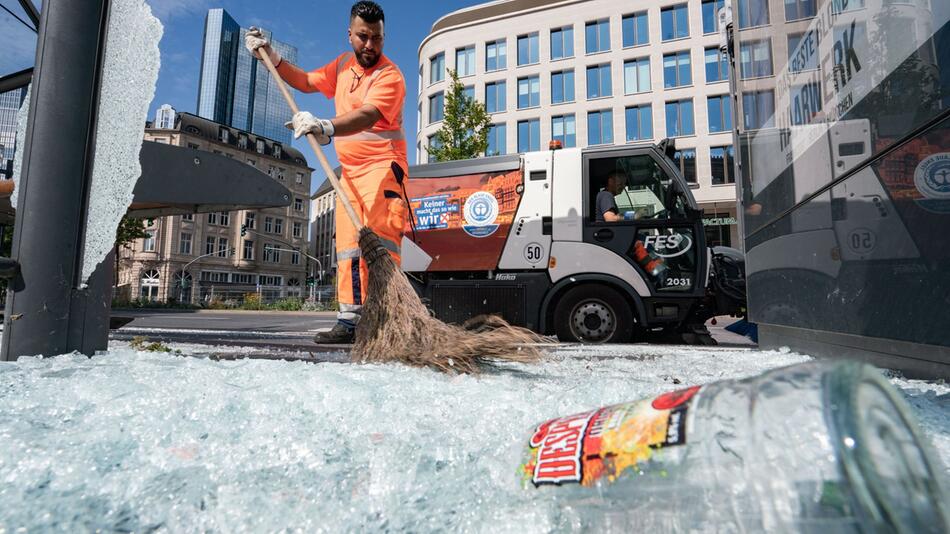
2;0;113;360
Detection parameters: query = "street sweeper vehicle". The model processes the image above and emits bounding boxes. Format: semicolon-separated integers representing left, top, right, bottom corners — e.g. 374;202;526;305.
400;140;747;343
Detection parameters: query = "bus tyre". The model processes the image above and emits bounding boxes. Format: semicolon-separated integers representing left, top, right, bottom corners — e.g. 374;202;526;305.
554;285;635;343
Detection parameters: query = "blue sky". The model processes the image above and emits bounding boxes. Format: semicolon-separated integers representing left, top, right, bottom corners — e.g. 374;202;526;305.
0;0;485;192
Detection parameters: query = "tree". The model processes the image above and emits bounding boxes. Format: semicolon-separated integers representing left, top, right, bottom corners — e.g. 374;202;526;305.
116;216;149;249
113;215;149;288
426;69;492;162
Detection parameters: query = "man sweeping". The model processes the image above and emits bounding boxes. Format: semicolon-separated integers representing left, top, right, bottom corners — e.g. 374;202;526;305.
246;0;407;344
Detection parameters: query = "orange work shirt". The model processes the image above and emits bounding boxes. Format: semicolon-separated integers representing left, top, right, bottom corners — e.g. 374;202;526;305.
277;52;407;177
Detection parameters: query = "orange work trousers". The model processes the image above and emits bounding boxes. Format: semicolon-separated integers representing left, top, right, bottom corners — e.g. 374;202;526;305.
335;164;407;325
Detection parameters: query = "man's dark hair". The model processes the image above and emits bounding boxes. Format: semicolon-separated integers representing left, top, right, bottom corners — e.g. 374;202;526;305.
351;1;385;24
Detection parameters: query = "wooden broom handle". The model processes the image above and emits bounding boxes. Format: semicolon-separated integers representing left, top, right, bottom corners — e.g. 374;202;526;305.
259;51;363;230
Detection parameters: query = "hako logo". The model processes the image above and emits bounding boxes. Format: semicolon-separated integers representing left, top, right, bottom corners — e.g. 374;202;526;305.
643;233;693;258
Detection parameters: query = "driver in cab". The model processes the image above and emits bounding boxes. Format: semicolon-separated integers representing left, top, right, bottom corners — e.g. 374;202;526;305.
595;170;629;222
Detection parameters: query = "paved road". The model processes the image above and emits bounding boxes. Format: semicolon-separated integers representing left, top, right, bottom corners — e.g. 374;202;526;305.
114;309;337;333
110;309;754;359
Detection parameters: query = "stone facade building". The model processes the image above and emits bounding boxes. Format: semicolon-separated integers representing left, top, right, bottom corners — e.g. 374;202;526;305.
117;112;313;304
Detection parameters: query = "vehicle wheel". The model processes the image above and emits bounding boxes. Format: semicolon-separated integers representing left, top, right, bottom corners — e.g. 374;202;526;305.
553;284;635;343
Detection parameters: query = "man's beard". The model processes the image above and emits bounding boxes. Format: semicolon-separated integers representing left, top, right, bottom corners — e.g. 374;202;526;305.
355;49;380;68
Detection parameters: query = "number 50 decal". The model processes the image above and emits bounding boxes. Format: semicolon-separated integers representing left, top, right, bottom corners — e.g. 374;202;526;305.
524;243;544;264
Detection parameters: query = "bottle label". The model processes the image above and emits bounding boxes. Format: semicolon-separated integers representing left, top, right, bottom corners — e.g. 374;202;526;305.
520;386;701;488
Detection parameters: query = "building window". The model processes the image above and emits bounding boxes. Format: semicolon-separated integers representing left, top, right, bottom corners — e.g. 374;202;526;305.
462;86;475;102
218;127;229;143
517;33;539;65
237;134;248;149
430;52;445;83
429;92;444;123
586;63;612;99
295;172;303;184
665;99;695;137
255;138;265;154
550;26;574;60
707;95;733;133
207;212;218;225
294;198;303;212
663;51;692;88
486;39;507;71
217;237;229;258
705;47;729;83
276;168;285;181
517;119;540;153
585;19;610;54
702;0;726;34
623;58;650;94
625;105;653;141
291;251;301;265
205;236;216;255
187;142;200;150
485;81;506;113
243;240;254;260
263;244;280;263
517;76;540;109
219;211;230;226
587;109;614;146
788;33;818;72
455;45;475;77
742;90;775;130
273;144;282;159
274;218;284;235
181;213;194;221
740;39;773;79
710;145;735;185
179;232;192;255
486;123;506;156
245;212;256;229
785;0;816;21
140;269;160;301
622;12;649;47
551;114;576;148
293;221;302;238
672;148;697;183
264;216;273;233
428;134;442;152
551;70;575;104
143;230;155;252
661;4;689;41
737;0;770;28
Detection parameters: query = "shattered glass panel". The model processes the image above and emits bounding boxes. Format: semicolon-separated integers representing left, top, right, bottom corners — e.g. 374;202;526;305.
0;344;945;530
81;0;163;285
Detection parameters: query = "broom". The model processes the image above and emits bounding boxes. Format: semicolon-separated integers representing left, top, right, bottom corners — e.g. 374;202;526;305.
258;52;542;373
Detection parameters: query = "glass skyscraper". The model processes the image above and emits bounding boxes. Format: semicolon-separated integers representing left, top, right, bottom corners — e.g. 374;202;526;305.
0;87;27;177
197;9;297;145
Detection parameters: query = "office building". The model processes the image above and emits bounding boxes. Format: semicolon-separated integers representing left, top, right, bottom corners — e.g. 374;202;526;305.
417;0;743;246
0;87;27;177
197;8;298;145
309;176;338;286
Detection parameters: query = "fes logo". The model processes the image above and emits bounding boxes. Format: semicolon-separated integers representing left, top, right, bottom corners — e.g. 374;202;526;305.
914;153;950;214
462;191;500;238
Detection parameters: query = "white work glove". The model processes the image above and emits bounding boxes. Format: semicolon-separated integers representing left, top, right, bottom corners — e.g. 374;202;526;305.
285;111;335;145
244;28;281;66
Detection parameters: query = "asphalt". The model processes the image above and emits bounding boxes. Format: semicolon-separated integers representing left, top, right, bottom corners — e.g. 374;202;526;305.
110;309;755;363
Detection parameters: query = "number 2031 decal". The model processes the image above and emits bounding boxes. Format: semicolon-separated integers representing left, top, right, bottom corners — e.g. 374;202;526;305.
665;278;691;287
